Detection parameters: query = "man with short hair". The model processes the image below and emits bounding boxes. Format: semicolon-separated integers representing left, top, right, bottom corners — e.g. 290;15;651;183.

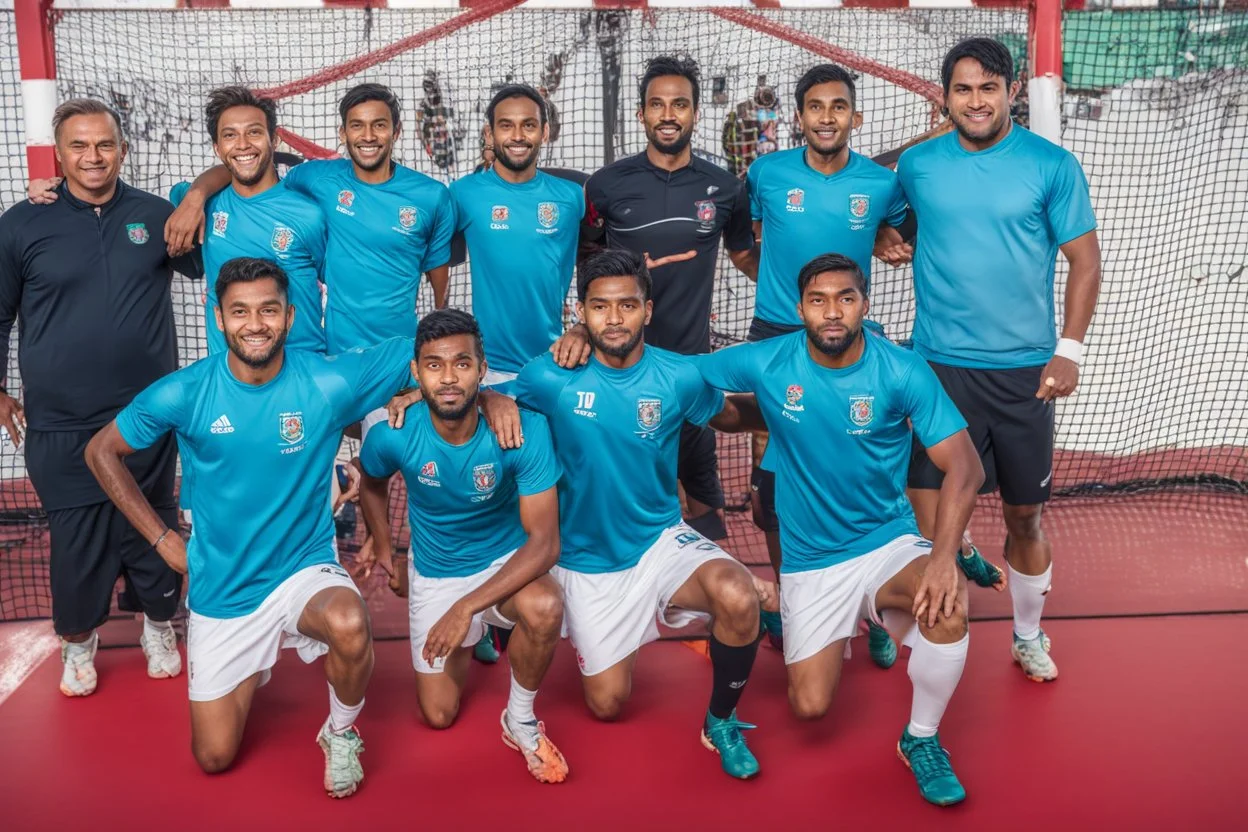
85;256;416;797
0;98;198;695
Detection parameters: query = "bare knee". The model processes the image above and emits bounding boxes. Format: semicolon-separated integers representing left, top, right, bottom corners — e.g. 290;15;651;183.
516;585;563;637
324;598;371;659
420;700;460;730
1004;504;1044;543
584;686;629;722
193;740;239;774
709;569;760;638
789;685;834;722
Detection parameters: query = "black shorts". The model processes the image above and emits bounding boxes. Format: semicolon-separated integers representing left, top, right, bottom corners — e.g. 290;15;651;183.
678;421;725;514
745;318;803;533
908;362;1055;506
47;501;182;635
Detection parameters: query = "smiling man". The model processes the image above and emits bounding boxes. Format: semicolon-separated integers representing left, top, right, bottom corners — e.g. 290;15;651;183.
897;38;1101;683
0;98;200;697
85;257;417;798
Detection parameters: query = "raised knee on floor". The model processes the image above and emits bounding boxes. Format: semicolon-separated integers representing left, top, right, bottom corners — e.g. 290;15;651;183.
585;691;628;722
193;743;238;775
420;702;460;731
789;688;833;722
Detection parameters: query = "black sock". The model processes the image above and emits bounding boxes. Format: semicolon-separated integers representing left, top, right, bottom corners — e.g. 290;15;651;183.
707;633;760;719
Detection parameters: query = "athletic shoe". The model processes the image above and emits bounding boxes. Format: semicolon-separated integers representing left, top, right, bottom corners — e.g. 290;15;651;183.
701;710;760;779
867;621;897;669
957;544;1005;590
473;626;500;664
1011;630;1058;682
316;719;365;798
59;633;99;697
897;728;966;806
140;622;182;679
759;608;783;651
500;710;568;784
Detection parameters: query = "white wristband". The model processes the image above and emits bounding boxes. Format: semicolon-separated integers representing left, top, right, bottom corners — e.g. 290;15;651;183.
1054;338;1083;365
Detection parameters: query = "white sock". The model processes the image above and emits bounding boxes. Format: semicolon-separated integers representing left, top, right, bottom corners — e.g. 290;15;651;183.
143;616;172;641
907;631;968;738
506;672;540;749
328;682;364;733
1008;562;1052;642
881;608;919;650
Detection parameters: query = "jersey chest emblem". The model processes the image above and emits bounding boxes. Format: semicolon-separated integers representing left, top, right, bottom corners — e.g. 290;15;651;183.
491;205;510;230
695;199;716;223
279;411;304;444
849;395;874;426
849;193;871;230
473;463;497;494
784;384;805;412
338;190;355;208
126;223;149;245
636;398;662;431
271;225;294;253
786;188;805;213
399;206;418;229
212;211;229;238
537;201;558;229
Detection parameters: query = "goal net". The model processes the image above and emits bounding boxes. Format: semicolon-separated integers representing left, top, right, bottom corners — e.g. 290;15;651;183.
1;2;1245;624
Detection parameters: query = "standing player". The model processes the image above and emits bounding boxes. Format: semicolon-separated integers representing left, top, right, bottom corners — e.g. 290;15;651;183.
697;254;984;806
85;257;416;796
167;83;454;356
898;38;1101;682
450;85;585;392
355;310;568;783
566;55;759;542
0;99;195;695
742;64;910;651
514;249;774;780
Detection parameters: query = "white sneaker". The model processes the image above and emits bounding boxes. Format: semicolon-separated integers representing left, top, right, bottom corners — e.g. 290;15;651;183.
1011;630;1058;682
316;718;365;798
59;633;99;697
140;621;182;679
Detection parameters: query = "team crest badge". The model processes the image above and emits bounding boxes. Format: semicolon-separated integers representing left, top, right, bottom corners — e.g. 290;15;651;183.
636;398;662;431
421;461;438;478
338;190;355;208
212;211;229;237
492;205;509;222
849;194;870;219
398;206;417;228
849;395;874;427
784;384;805;412
270;225;294;253
537;201;558;228
787;188;804;208
695;199;716;223
126;223;149;245
278;412;304;444
473;463;497;493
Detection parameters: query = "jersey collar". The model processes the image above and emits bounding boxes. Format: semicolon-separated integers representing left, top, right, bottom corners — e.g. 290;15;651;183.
58;178;128;213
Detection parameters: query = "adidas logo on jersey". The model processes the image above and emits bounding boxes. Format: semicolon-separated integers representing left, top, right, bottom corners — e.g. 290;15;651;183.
210;415;235;434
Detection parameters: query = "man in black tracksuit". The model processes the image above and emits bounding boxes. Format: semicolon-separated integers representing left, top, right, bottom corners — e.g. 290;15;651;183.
577;56;758;541
0;99;200;696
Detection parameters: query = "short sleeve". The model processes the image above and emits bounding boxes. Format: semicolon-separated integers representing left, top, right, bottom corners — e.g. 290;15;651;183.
693;343;758;394
358;421;402;479
885;174;909;228
324;337;415;426
450;180;472;234
723;179;755;253
746;160;763;222
1046;151;1098;246
676;359;726;428
169;181;188;207
115;374;188;451
419;186;455;272
901;357;968;449
581;172;608;242
281;159;322;197
894;147;915;197
298;203;328;268
511;354;567;416
511;410;562;496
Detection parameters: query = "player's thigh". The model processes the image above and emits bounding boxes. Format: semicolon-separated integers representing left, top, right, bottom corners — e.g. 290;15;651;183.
414;647;473;729
189;672;263;771
786;638;849;720
907;362;996;494
667;552;754;618
496;573;562;633
296;581;371;649
981;365;1056;507
45;503;116;637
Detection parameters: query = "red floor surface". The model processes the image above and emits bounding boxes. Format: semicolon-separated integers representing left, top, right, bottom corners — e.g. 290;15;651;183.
1;616;1244;830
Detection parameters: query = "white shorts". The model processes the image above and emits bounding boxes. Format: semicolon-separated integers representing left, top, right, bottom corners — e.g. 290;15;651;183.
781;534;930;665
553;522;736;677
186;562;359;702
408;551;517;674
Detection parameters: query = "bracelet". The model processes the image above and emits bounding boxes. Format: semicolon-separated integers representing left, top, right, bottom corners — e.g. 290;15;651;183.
153;528;173;549
1054;337;1084;366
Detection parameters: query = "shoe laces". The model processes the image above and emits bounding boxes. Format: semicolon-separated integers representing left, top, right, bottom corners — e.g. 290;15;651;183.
708;714;757;753
325;726;364;774
907;735;954;780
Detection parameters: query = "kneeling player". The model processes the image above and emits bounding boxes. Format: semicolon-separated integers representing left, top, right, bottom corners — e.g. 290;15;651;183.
355;309;568;783
512;249;775;780
86;258;416;797
697;254;984;805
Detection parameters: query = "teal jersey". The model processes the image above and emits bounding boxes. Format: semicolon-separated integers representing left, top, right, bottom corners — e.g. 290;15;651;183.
896;126;1097;369
450;169;584;373
748;148;907;326
696;331;965;572
115;338;414;618
283;159;456;353
513;349;724;573
171;179;327;354
358;404;561;578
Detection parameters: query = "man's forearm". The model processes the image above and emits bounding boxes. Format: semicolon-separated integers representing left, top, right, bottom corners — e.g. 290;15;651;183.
931;465;980;562
85;441;168;546
710;394;766;433
184;165;232;203
427;265;450;309
1061;257;1101;343
456;536;558;616
357;473;394;558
